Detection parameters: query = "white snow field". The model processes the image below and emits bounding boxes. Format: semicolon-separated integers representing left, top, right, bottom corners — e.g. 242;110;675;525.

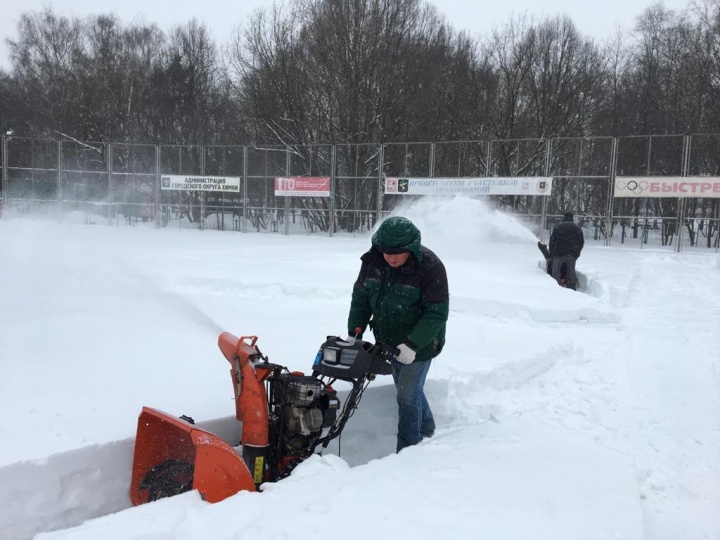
0;196;717;540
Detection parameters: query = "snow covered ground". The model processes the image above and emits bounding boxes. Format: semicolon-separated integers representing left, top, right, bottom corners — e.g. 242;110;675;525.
0;197;718;540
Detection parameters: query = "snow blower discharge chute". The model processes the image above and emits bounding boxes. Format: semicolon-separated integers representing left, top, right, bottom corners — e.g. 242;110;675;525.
130;332;395;505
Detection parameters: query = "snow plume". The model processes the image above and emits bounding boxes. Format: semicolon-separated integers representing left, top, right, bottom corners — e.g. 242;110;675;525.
129;273;226;336
382;196;538;258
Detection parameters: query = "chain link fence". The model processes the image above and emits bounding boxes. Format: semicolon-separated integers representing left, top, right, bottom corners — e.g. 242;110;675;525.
2;135;719;251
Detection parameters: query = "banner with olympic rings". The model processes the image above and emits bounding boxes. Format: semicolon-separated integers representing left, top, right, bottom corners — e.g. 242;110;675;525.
614;177;720;198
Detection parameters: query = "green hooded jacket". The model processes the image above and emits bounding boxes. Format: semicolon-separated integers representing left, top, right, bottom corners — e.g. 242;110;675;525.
347;217;449;361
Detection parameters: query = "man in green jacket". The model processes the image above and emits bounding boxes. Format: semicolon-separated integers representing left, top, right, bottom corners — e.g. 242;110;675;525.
347;216;449;452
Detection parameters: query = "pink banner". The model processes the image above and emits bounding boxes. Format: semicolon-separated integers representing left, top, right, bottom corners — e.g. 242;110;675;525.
275;177;330;197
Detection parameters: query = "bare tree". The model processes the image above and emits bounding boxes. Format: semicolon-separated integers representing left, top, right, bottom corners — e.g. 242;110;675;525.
524;16;605;138
7;8;86;138
227;3;310;146
150;20;227;144
81;15;166;142
228;0;479;145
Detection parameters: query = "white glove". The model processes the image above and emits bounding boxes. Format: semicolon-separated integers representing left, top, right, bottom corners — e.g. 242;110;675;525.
342;335;356;345
396;343;416;365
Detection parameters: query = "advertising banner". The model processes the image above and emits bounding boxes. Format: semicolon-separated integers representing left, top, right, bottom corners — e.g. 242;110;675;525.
275;177;331;197
384;177;553;196
614;177;720;198
161;175;240;192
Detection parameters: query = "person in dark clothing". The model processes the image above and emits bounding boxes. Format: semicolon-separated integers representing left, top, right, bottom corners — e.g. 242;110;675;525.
548;211;584;290
347;216;449;452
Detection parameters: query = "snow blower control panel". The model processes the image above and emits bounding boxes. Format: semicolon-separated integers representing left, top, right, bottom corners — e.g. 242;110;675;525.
313;336;394;379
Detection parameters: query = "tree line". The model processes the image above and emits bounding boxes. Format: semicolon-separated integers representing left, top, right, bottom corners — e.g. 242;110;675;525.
4;0;720;145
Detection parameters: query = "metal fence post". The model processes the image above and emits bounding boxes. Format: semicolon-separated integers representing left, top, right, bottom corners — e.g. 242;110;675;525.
676;134;692;252
108;143;113;225
485;140;492;177
329;144;336;237
284;146;290;235
606;137;619;247
155;145;161;228
242;145;248;233
429;142;435;177
1;136;7;215
56;140;62;217
376;144;384;223
200;145;205;231
539;139;553;242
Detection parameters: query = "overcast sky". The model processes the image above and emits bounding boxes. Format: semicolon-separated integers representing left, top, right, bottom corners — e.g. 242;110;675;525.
0;0;692;69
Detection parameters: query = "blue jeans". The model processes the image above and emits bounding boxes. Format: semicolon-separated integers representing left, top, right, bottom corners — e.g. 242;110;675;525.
391;358;435;452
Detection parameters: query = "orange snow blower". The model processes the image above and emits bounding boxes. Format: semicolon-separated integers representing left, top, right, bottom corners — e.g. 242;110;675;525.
130;332;394;505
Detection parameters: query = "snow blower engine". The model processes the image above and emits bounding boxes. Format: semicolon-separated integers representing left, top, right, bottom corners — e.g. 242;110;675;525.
129;332;395;505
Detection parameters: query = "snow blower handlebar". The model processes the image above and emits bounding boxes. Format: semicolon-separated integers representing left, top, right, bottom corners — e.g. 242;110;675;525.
312;336;395;380
308;336;396;452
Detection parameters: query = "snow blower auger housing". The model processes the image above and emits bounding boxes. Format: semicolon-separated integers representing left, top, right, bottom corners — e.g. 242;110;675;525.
130;332;394;505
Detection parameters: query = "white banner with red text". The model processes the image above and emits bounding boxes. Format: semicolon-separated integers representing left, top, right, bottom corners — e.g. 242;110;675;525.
384;177;553;196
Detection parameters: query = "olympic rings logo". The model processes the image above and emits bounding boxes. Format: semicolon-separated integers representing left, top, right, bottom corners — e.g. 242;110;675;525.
616;180;649;194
